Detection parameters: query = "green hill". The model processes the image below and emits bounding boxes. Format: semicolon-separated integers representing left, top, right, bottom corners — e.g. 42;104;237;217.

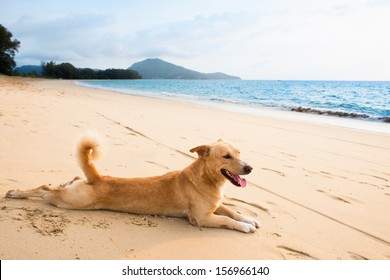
128;58;240;80
14;65;43;76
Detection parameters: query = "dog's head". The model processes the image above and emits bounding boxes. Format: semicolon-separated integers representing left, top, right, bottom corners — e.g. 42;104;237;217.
190;140;253;188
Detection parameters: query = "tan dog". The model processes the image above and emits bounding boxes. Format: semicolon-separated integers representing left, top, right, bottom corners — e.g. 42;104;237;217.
6;133;260;233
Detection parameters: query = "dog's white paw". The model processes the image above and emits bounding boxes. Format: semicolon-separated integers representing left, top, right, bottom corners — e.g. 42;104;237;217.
244;216;261;228
239;222;257;233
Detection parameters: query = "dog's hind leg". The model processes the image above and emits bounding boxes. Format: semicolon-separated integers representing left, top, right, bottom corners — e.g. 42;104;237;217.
6;185;74;209
6;185;53;199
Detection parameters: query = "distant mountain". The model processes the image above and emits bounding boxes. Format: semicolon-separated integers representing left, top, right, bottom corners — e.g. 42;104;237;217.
128;58;240;80
14;65;43;76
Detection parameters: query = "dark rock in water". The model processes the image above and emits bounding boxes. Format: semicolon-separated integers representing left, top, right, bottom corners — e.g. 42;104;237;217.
379;117;390;123
291;106;370;119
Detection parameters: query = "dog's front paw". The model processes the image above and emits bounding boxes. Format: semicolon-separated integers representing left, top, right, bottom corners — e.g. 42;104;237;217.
244;216;261;228
239;222;257;233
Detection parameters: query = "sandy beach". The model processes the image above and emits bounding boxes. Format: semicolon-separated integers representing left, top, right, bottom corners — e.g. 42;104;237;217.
0;75;389;260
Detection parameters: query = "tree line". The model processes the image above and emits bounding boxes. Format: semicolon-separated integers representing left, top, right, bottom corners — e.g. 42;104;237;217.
41;61;142;79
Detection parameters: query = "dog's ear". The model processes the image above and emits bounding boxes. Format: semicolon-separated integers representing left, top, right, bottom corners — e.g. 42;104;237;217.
190;145;210;158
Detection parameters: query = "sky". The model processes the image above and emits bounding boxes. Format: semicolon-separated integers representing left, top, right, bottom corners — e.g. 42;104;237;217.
1;0;390;80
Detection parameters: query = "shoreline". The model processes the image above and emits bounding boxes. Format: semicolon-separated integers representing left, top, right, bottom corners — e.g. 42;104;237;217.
1;76;389;260
77;80;390;135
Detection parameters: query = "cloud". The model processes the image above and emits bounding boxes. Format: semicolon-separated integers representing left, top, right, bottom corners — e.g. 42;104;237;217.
126;12;261;60
12;13;118;65
363;0;390;7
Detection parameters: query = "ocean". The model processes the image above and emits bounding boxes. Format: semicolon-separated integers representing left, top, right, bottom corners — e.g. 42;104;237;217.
77;79;390;125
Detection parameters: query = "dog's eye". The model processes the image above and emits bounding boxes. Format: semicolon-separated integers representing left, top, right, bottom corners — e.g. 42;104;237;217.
223;154;232;159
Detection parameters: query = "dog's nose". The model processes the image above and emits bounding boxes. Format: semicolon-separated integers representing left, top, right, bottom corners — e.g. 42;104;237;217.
244;165;253;174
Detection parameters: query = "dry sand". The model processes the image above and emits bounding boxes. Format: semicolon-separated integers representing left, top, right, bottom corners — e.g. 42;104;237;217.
0;75;389;260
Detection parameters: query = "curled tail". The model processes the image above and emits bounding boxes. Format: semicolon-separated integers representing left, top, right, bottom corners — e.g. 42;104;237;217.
76;131;104;183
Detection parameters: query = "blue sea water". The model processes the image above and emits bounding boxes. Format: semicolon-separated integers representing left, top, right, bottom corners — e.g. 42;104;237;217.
77;80;390;122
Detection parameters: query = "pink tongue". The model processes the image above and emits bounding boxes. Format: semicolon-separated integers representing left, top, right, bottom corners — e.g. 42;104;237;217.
232;174;247;188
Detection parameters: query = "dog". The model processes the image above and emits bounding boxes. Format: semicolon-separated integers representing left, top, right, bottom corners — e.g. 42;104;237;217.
6;132;260;233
